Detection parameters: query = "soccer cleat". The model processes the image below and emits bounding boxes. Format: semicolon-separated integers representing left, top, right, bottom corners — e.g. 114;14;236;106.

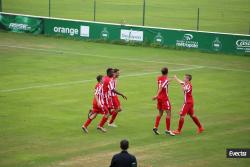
165;130;175;136
82;126;88;133
197;127;204;134
108;123;118;128
97;126;107;133
173;129;181;135
153;128;160;135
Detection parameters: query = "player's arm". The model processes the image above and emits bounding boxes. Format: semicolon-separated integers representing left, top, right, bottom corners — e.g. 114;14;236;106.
174;75;184;85
94;89;102;107
152;86;163;100
112;89;127;100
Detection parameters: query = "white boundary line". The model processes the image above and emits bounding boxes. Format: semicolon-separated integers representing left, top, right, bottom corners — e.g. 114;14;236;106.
0;66;204;93
1;44;250;73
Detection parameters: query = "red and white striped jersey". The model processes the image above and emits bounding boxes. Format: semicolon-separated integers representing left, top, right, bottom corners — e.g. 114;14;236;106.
109;78;117;96
183;82;193;104
157;75;169;100
94;82;104;106
103;76;113;98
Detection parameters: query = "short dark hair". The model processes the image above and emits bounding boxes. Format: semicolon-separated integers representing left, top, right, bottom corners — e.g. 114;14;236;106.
113;68;120;73
120;139;129;150
106;68;113;76
96;75;103;82
185;74;192;81
161;67;168;75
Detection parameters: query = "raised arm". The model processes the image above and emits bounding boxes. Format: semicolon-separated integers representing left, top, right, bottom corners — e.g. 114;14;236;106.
174;75;184;85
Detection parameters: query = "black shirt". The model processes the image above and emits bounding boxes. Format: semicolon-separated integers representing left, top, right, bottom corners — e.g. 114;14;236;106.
110;150;137;167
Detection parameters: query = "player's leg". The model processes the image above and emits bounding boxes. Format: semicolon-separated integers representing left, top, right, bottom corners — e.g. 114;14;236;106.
165;110;175;136
97;106;109;133
153;109;163;135
108;96;121;127
82;111;97;133
189;105;204;133
108;109;119;127
173;104;189;134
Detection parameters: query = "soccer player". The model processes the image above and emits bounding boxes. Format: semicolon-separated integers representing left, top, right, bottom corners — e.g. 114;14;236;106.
173;74;204;134
152;67;175;136
97;68;127;132
82;75;107;133
108;69;127;127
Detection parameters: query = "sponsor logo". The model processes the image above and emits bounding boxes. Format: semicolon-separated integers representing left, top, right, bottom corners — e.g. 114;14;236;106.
54;26;78;36
183;34;193;41
53;25;90;37
154;33;164;45
9;23;31;31
176;33;198;48
101;27;109;39
236;40;250;48
212;37;222;51
80;26;89;37
227;149;250;158
120;29;143;42
236;39;250;53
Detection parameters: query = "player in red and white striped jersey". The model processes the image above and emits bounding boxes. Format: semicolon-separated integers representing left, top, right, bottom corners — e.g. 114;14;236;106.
108;69;126;127
152;67;175;136
173;74;204;135
82;75;108;133
97;68;127;132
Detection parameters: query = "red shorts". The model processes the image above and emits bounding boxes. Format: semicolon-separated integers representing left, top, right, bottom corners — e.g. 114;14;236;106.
111;96;121;109
180;103;194;116
93;101;108;115
157;98;171;111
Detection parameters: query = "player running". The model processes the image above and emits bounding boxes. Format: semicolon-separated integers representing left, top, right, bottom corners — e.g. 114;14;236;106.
173;74;204;135
108;69;127;127
152;67;175;136
82;75;107;133
97;68;127;132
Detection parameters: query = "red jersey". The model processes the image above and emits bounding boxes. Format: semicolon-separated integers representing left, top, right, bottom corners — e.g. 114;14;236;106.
93;82;104;106
157;75;169;100
183;82;193;104
110;78;117;97
102;76;114;98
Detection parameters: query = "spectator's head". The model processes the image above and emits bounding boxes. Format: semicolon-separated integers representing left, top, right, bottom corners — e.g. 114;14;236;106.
120;139;129;151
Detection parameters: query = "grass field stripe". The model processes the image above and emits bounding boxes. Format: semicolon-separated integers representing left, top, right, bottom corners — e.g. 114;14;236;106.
0;66;203;93
0;44;199;67
1;44;250;73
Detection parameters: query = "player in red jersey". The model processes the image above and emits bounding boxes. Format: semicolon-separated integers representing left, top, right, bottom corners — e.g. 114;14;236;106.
81;75;108;133
173;74;204;135
97;68;127;132
108;69;126;127
152;67;175;136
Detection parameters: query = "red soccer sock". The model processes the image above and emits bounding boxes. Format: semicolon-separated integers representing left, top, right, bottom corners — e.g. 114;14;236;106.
191;116;202;128
166;116;170;131
99;116;108;127
154;116;161;129
83;118;92;128
178;117;185;131
109;112;118;124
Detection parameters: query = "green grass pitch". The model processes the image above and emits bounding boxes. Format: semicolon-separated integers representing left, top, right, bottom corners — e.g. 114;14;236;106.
2;0;250;34
0;31;250;167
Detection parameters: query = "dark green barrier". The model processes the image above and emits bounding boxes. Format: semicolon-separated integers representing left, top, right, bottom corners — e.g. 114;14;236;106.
1;12;250;55
0;13;43;34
